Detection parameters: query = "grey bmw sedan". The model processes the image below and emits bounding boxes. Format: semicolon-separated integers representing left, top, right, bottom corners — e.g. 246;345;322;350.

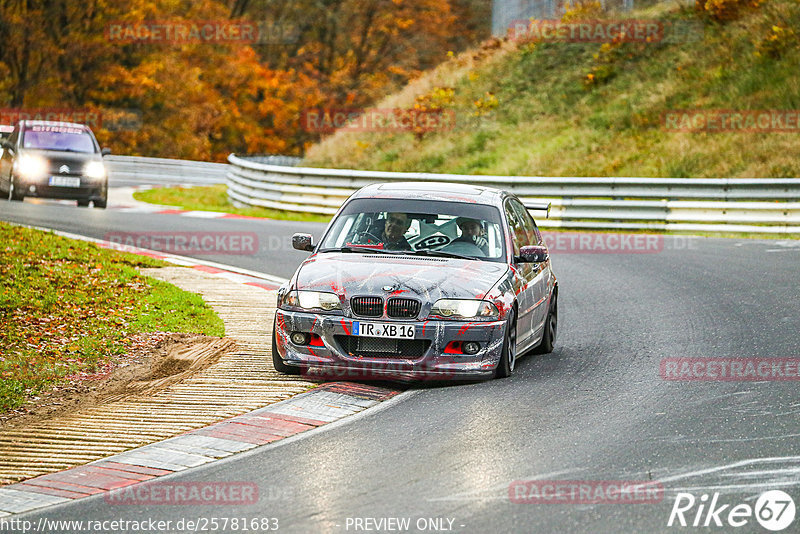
272;182;558;381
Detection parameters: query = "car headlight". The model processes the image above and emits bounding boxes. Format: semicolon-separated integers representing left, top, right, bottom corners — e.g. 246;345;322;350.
281;290;341;312
84;161;107;180
14;154;48;180
430;299;499;320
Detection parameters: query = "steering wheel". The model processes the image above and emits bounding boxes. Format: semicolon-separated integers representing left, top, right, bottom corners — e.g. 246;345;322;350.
356;231;383;244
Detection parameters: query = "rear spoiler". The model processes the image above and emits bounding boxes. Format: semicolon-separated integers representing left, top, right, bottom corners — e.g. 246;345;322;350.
524;201;551;219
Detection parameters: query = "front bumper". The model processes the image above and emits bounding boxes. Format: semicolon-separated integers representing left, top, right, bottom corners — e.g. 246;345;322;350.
14;174;106;200
273;310;507;381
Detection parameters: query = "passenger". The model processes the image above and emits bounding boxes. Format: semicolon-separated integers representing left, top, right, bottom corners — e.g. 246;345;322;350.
454;217;489;254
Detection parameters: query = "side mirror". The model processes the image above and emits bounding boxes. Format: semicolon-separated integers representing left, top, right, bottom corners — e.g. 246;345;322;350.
292;233;314;252
517;245;548;263
101;147;111;156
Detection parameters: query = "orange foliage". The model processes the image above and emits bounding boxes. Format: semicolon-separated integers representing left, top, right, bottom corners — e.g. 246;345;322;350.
0;0;473;160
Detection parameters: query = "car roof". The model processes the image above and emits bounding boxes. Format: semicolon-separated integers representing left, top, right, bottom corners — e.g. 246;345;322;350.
20;120;91;131
350;181;509;205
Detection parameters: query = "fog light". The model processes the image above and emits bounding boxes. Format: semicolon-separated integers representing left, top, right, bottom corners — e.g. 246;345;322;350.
290;332;310;345
463;342;481;355
29;185;36;193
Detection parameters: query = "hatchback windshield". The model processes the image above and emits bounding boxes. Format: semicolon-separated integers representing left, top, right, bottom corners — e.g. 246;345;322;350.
22;125;96;153
319;198;506;262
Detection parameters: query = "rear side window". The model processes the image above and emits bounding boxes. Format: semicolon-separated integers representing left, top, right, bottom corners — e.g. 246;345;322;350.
22;125;97;153
504;201;523;256
510;199;542;245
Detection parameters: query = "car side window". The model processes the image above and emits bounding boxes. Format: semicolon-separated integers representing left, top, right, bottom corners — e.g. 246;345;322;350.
511;199;541;245
504;201;523;256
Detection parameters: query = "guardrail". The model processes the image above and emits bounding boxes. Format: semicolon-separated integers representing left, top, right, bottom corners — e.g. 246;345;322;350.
226;153;800;233
106;155;229;185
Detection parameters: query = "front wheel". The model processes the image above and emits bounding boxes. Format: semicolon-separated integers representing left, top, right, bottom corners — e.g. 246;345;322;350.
271;316;301;375
93;197;107;209
8;178;23;201
494;309;517;379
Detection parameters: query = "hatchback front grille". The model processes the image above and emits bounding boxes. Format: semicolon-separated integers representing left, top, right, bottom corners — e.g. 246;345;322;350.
351;296;383;317
387;298;420;319
334;335;430;358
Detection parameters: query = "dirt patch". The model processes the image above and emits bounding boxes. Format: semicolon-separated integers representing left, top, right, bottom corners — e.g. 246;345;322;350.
0;332;234;430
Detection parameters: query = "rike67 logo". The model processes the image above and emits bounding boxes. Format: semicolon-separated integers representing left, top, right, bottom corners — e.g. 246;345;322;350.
668;490;796;531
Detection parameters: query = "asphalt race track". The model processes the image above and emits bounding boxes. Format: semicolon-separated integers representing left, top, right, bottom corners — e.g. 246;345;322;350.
2;175;799;533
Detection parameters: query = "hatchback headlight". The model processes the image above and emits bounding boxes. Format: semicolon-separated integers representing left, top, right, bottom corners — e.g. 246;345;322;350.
84;161;107;180
14;154;48;180
282;290;341;312
430;299;499;319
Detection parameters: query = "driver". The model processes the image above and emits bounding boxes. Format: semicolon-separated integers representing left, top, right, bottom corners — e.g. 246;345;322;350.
381;212;413;250
454;217;489;255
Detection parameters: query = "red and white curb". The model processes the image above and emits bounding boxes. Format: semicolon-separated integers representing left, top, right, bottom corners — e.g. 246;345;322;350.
110;205;267;221
110;185;266;220
0;383;400;516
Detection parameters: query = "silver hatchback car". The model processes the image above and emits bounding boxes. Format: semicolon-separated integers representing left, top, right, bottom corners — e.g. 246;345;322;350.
272;182;558;381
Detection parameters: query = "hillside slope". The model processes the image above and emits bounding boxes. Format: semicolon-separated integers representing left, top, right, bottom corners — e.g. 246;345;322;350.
304;0;800;178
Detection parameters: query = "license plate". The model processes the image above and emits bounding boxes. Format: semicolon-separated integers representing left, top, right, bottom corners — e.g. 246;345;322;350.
353;321;415;339
49;176;81;187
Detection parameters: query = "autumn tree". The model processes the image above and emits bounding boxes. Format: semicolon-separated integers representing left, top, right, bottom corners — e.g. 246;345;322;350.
228;0;470;105
0;0;489;159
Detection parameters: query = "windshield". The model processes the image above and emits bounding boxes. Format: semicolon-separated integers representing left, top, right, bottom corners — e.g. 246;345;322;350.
319;198;506;262
22;125;97;153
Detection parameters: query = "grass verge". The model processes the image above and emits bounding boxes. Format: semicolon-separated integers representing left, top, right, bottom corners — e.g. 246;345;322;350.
0;222;225;412
133;184;332;223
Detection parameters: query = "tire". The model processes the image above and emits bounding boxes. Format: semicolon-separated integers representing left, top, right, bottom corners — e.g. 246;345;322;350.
534;290;558;354
8;178;23;201
494;308;517;379
77;200;90;207
271;316;301;375
93;197;107;209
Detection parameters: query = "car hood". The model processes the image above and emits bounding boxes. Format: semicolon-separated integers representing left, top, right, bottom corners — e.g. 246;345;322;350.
295;252;508;304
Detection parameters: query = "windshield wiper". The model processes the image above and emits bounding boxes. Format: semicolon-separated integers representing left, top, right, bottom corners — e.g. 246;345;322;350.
320;247;472;259
319;246;385;254
40;148;87;153
409;249;475;260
